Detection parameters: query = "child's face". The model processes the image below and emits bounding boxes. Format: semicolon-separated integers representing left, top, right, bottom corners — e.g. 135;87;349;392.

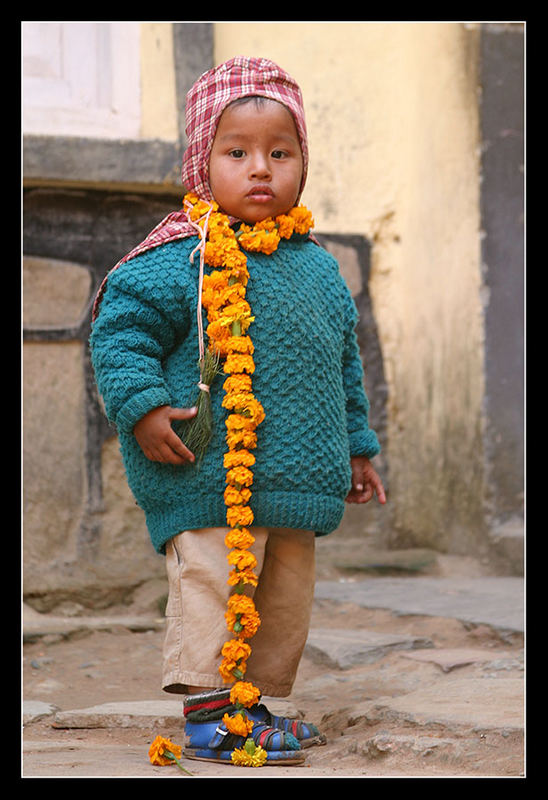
208;99;304;224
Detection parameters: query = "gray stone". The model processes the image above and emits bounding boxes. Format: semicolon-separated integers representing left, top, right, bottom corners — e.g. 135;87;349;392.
23;700;59;724
53;700;184;730
347;677;524;732
314;577;524;633
23;341;86;571
399;647;519;672
261;698;301;720
357;732;461;759
23;607;164;642
23;256;91;328
305;628;433;670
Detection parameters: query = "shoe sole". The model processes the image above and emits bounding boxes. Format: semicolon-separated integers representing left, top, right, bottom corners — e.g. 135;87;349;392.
184;748;306;765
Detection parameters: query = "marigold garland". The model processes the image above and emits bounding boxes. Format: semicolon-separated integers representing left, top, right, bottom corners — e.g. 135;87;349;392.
182;192;314;766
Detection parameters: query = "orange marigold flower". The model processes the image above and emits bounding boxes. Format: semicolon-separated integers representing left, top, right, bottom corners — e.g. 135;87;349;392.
224;353;255;375
228;567;259;587
219;657;239;682
288;206;314;234
226;429;258;450
208;212;233;236
275;214;295;239
221;637;252;663
223;247;249;271
222;391;253;411
241;614;261;638
225;608;261;638
223;450;255;469
224;485;252;506
225;413;257;433
219;636;252;681
230;681;261;709
227;549;258;572
204;238;243;269
225;527;255;550
225;466;254;487
223;394;265;427
226;505;254;527
239;229;280;254
201;271;229;310
225;608;260;639
148;735;182;766
255;218;276;231
242;398;265;425
225;335;254;355
203;269;229;289
219;300;253;324
206;317;232;340
223;712;254;737
222;283;247;306
188;198;217;221
205;319;231;354
227;594;257;616
223;374;253;394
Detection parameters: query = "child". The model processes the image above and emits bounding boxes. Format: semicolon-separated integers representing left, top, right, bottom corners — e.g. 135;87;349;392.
90;56;385;767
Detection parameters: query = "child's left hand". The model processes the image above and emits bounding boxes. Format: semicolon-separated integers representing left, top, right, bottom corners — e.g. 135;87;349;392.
346;456;387;505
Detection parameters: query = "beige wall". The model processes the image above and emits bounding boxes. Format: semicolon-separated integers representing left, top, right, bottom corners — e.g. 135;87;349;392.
215;22;485;549
140;23;179;141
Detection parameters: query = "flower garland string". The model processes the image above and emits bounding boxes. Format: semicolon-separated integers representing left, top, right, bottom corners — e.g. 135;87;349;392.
182;193;314;766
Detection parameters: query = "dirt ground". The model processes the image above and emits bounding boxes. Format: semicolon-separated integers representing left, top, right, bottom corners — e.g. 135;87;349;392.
22;569;525;779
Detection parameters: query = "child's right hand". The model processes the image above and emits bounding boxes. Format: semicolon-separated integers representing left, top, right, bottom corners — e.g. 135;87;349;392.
133;405;198;465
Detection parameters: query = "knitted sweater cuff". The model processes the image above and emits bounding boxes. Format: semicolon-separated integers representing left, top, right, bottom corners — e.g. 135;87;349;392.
115;386;173;433
349;428;381;460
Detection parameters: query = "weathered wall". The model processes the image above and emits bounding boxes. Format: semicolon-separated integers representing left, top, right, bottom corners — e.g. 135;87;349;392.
215;22;486;552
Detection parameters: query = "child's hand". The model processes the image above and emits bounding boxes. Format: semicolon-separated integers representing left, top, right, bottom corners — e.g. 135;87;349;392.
346;456;387;505
133;405;198;465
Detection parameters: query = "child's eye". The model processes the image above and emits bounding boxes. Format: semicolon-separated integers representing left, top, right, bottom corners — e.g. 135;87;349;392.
271;150;286;159
229;149;246;159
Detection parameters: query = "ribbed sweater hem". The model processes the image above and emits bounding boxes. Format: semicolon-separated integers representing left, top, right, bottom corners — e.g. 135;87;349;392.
144;490;345;554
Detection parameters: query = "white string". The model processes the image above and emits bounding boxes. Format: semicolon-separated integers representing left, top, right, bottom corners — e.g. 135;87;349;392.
183;198;214;377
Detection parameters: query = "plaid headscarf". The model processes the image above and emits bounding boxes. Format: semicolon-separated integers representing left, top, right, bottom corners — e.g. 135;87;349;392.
92;56;309;321
182;55;308;202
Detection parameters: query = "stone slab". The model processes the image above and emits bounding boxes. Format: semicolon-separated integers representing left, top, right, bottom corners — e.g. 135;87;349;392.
314;577;524;632
399;647;519;672
348;677;524;732
23;607;164;641
23;700;60;724
305;628;433;669
52;700;184;730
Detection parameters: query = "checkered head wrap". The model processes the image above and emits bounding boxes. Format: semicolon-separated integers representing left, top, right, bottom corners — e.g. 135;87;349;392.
92;56;309;321
181;55;309;201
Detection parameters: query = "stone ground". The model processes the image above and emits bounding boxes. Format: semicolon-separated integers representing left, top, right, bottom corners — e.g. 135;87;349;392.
22;550;525;779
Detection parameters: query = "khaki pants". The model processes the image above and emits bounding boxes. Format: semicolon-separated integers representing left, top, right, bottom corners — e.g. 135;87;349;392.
162;527;315;697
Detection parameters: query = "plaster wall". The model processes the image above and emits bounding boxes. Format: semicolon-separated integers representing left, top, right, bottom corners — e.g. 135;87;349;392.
215;22;485;549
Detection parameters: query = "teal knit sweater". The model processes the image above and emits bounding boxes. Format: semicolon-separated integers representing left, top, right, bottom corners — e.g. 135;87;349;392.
90;232;380;554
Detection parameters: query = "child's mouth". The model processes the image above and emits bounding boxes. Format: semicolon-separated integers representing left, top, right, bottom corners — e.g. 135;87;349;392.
247;185;274;201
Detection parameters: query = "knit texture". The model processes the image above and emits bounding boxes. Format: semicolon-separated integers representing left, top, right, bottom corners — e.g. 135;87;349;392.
90;233;380;554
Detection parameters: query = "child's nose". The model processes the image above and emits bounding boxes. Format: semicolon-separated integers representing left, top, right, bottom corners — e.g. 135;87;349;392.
249;152;271;180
